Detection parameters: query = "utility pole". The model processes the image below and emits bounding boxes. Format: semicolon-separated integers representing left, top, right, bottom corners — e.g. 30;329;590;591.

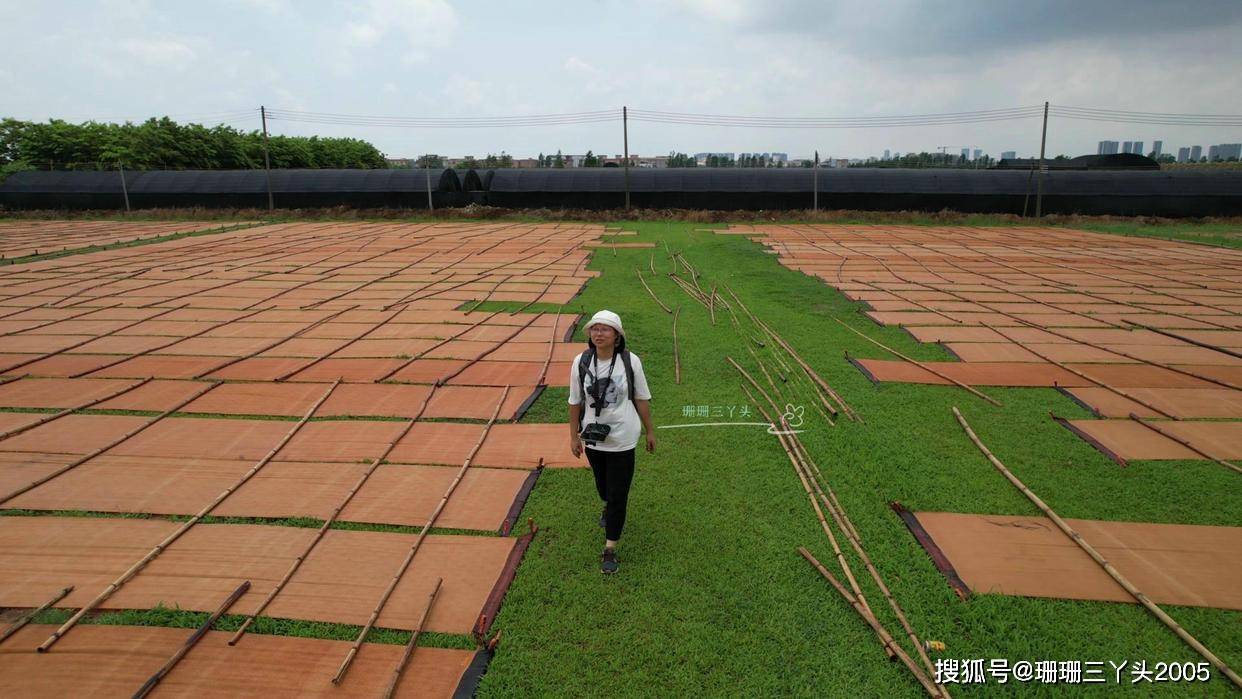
1035;100;1048;218
813;150;819;212
425;160;434;212
260;105;274;212
118;163;131;213
622;106;631;210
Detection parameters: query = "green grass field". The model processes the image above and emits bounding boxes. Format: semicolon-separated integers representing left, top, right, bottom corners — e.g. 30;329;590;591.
2;217;1238;695
477;222;1240;697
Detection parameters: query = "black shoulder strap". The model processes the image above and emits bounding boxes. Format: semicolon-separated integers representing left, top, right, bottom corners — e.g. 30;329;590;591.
578;349;593;402
619;350;635;401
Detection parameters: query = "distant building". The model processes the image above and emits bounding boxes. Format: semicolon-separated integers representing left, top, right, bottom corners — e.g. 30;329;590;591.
1001;150;1016;160
883;149;891;160
385;158;414;168
1151;140;1163;158
1190;145;1203;161
511;158;539;168
1177;147;1190;163
960;148;970;160
833;158;850;169
1121;141;1133;154
1097;141;1119;155
973;149;982;160
1212;143;1241;160
1131;141;1144;155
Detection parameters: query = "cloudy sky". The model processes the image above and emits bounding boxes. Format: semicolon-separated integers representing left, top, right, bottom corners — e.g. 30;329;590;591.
3;0;1240;160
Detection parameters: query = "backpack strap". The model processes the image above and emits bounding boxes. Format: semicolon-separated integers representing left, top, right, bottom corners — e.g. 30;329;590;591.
619;350;636;401
577;348;594;411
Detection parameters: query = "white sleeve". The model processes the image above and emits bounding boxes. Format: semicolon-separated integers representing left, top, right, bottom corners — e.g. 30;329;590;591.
631;354;652;400
567;354;583;405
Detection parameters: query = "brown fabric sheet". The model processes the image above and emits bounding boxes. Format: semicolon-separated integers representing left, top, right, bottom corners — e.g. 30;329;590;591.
854;358;1239;389
5;456;527;531
1064;387;1242;419
0;516;517;633
911;512;1242;609
0;624;475;698
1064;419;1242;461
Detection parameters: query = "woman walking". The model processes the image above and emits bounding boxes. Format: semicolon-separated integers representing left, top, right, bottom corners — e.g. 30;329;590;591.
568;310;655;574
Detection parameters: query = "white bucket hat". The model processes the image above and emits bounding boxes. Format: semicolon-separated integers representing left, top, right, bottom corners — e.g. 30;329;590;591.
586;309;624;338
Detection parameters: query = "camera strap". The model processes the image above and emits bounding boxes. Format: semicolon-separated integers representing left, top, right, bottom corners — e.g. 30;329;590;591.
588;352;617;418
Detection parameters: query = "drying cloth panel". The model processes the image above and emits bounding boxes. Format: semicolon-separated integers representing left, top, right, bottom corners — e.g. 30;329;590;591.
0;624;475;698
910;512;1242;609
1064;419;1242;461
1063;387;1242;419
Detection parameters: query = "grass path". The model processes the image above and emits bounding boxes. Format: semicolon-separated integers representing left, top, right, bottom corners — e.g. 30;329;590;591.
480;222;1239;696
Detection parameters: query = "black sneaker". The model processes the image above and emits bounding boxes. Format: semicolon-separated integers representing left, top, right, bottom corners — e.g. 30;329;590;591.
599;505;607;528
600;547;619;574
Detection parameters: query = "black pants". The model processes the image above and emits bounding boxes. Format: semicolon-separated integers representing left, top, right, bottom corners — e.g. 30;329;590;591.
585;447;635;541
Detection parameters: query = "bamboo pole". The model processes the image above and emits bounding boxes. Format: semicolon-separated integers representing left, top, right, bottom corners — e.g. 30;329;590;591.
0;380;220;506
333;386;510;684
835;318;1001;407
131;581;251;699
1123;320;1242;361
649;251;656;275
229;387;440;645
38;380;341;652
952;406;1242;689
636;268;673;314
668;273;712;309
1126;414;1241;475
0;303;186;375
708;285;717;326
380;577;443;699
0;377;155;442
673;306;682;385
1012;318;1242;392
0;585;73;646
535;309;563;387
982;323;1177;420
799;548;944;698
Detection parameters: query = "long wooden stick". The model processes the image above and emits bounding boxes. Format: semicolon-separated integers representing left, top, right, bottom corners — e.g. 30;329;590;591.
38;380;341;652
636;269;673;314
0;585;73;646
229;387;441;645
0;377;155;442
1123;320;1242;361
673;306;682;385
380;577;443;699
333;386;510;684
952;406;1242;689
708;284;717;326
1126;413;1241;475
983;323;1177;419
0;380;220;506
131;581;251;699
799;548;944;698
835;318;1001;407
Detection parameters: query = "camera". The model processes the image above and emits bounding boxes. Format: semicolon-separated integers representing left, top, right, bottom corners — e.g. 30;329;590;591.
580;422;611;445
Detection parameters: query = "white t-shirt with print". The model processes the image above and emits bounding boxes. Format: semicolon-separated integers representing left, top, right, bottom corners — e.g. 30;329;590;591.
567;349;652;452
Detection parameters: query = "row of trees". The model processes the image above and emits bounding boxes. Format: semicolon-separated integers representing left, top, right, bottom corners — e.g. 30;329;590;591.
0;117;388;172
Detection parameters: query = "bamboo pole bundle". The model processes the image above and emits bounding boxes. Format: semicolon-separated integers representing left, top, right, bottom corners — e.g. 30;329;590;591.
0;377;155;442
229;386;440;645
983;323;1177;419
1012;319;1242;392
0;380;220;506
1126;413;1241;475
799;548;944;698
1123;320;1242;361
0;585;72;646
835;318;1001;407
333;387;511;684
952;406;1242;689
380;577;443;699
673;306;682;385
37;380;342;652
636;269;673;314
667;273;712;309
132;581;251;699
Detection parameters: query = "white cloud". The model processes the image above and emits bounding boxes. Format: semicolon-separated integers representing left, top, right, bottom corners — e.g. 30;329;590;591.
120;38;197;69
344;0;457;61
